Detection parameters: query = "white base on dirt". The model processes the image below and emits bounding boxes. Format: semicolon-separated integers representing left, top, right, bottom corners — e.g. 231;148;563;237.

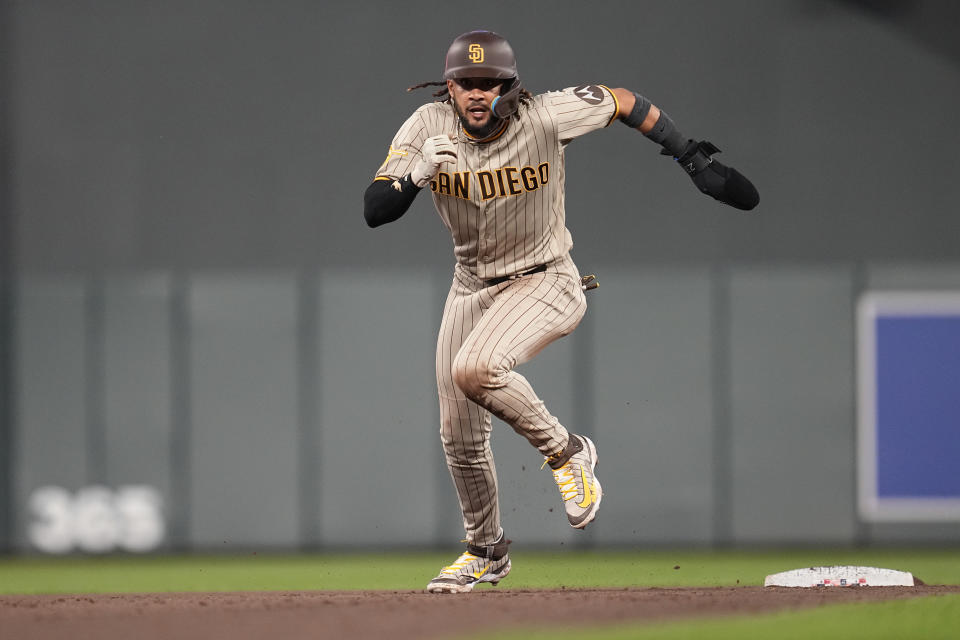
764;565;915;587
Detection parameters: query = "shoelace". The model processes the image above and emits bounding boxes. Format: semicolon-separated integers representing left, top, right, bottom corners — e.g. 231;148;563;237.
552;463;579;502
441;551;479;575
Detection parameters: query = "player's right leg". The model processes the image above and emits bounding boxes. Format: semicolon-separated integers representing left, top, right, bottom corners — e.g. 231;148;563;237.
434;269;505;560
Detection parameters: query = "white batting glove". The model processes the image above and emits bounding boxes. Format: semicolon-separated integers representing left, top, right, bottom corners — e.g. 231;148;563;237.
410;135;457;188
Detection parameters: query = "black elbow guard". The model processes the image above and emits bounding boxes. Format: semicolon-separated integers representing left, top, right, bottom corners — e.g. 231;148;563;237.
673;140;759;211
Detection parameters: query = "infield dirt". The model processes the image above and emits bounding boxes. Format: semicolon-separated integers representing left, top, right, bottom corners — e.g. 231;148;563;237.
3;585;959;639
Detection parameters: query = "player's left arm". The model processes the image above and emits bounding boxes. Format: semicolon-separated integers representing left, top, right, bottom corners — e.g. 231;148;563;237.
609;88;759;211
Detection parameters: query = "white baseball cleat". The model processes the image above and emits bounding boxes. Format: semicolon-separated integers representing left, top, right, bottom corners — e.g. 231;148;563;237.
546;434;602;529
426;538;511;594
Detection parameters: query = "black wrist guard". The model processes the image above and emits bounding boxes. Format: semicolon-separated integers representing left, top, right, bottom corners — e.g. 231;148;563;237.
674;140;759;211
645;110;686;157
674;139;720;175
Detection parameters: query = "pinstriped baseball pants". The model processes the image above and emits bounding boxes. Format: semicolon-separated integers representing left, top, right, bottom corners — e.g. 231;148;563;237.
436;254;588;546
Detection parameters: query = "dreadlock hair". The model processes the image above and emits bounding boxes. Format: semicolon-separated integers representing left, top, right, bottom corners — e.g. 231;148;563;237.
406;80;533;112
407;80;451;100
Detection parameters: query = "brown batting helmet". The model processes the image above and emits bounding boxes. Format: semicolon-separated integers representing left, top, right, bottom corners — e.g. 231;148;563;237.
443;30;518;80
443;30;524;118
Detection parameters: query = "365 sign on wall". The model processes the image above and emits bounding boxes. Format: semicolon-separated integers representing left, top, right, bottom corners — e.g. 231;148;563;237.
27;485;165;553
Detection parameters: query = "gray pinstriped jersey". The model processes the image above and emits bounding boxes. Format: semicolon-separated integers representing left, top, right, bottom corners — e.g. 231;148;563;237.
375;85;620;280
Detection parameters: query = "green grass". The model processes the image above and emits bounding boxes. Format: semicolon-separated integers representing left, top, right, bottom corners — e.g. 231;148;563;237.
481;594;960;640
3;549;958;640
0;547;958;594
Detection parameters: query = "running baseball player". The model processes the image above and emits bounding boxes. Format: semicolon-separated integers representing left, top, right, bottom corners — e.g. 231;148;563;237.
363;30;758;594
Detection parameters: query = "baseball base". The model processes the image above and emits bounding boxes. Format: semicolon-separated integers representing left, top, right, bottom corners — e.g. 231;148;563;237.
764;565;915;587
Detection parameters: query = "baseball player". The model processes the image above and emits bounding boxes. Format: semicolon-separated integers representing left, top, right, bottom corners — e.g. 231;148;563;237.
363;30;758;594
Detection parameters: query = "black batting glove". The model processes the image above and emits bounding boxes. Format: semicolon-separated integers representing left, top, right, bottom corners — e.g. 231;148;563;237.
667;140;759;211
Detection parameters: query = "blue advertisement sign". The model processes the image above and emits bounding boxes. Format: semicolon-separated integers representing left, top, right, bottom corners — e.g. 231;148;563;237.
858;292;960;521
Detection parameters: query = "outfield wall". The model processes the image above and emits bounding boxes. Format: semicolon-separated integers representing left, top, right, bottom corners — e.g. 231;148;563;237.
3;1;960;552
10;263;960;553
